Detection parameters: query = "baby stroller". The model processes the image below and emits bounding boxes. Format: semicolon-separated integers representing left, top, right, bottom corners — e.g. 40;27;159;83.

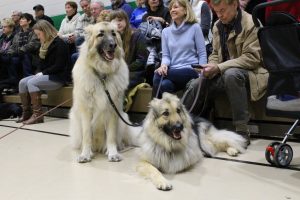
253;0;300;168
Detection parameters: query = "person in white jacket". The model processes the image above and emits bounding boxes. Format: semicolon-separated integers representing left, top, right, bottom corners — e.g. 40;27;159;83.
189;0;213;55
58;1;81;54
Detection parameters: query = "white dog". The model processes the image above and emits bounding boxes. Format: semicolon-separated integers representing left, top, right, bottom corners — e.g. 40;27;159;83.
69;22;133;163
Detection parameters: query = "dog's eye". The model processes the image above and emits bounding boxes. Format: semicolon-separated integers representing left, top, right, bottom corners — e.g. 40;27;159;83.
111;31;116;37
162;111;169;117
177;108;181;114
97;32;104;37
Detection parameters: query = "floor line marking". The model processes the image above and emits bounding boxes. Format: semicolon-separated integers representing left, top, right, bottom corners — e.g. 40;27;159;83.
210;156;300;171
0;124;69;137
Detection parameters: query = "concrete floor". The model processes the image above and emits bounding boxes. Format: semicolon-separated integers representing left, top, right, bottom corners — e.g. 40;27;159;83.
0;117;299;200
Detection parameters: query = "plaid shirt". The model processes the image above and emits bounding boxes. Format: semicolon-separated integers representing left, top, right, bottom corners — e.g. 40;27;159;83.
74;13;94;38
18;29;31;48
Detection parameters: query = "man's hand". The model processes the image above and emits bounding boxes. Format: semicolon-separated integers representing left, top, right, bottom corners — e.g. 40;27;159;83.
35;72;43;76
154;64;168;76
202;63;220;79
68;34;76;43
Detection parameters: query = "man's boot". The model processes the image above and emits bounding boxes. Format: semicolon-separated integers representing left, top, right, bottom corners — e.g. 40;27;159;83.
16;93;32;123
23;92;44;125
236;123;251;147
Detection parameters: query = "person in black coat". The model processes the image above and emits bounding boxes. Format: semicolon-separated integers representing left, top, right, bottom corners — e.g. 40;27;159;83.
17;20;70;125
33;4;54;26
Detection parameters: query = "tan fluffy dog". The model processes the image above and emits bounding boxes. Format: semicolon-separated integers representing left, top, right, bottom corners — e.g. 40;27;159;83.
137;93;247;190
69;22;132;163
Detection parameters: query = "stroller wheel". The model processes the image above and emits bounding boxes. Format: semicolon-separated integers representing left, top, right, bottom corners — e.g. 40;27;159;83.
274;144;293;168
265;142;280;165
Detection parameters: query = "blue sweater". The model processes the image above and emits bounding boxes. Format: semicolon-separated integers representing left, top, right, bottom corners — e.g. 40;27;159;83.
130;7;147;28
161;22;207;69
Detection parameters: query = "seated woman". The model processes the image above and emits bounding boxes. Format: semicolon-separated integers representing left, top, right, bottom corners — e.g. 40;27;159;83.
141;0;172;82
57;1;80;55
0;18;17;91
110;10;149;90
7;13;40;78
143;0;172;26
153;0;207;98
17;20;70;125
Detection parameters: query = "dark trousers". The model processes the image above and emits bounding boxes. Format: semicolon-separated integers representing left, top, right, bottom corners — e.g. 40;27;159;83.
11;54;33;77
206;68;250;126
153;67;199;98
0;54;20;88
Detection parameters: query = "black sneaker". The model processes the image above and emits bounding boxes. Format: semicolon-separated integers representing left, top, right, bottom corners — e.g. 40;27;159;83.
237;131;251;147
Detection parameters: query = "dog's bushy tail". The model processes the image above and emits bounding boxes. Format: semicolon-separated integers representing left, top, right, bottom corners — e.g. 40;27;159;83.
197;121;246;156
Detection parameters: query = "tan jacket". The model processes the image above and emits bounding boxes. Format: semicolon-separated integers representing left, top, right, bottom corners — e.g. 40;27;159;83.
209;10;268;101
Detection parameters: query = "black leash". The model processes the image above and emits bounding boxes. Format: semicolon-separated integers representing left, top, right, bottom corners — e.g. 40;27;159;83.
155;75;164;98
99;76;142;127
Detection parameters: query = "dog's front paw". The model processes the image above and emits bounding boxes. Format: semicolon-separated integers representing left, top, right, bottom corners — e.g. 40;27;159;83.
77;151;94;163
226;147;239;156
156;180;173;191
108;153;122;162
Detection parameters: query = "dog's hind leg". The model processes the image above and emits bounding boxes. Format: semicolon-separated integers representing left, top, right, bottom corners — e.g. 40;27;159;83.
200;123;247;157
137;160;172;191
77;109;94;163
106;114;122;162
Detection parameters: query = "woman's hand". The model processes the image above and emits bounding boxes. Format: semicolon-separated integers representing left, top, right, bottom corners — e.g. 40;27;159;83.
155;64;168;76
147;16;165;24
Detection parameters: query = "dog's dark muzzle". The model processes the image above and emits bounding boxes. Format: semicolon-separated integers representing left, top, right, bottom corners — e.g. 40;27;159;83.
97;36;117;61
163;123;184;140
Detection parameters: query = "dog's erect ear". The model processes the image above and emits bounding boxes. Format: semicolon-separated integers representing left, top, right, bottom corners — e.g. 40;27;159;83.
84;24;95;48
84;24;94;40
149;98;161;118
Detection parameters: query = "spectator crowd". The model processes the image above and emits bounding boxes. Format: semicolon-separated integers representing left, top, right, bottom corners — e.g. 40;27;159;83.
0;0;299;141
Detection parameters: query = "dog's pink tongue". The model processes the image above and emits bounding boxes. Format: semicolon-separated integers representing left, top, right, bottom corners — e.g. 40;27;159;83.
172;131;182;140
105;52;114;60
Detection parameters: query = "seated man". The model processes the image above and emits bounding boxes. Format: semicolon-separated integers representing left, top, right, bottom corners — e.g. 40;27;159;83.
33;4;54;26
192;0;268;145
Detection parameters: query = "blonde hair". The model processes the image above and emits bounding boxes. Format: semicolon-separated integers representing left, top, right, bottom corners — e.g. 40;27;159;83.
169;0;198;24
32;20;58;42
1;18;15;28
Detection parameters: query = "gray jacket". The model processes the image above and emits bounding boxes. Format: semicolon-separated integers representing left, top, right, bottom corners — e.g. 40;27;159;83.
7;29;40;55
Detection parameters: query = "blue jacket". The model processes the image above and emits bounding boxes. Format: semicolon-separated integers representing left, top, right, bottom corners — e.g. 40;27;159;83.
130;7;147;28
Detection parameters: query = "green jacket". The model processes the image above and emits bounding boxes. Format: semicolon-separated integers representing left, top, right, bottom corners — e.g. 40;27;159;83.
209;9;268;101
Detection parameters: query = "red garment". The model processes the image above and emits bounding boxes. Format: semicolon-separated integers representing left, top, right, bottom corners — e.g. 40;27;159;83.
265;0;300;22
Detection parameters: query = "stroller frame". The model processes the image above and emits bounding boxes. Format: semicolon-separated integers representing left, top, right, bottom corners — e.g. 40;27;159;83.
253;0;300;168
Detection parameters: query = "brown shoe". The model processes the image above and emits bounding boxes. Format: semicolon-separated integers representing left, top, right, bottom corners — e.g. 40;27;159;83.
23;92;44;125
16;93;32;123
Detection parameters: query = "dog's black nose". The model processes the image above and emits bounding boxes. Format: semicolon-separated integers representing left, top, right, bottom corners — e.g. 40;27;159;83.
109;41;117;49
174;123;183;131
